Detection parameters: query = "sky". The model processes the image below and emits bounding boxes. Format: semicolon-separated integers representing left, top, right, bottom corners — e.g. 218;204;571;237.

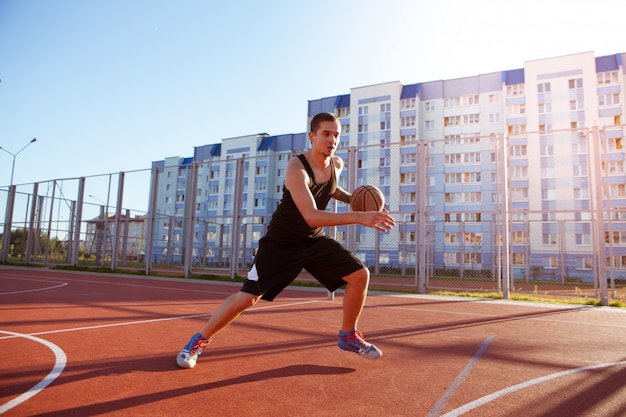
1;0;625;190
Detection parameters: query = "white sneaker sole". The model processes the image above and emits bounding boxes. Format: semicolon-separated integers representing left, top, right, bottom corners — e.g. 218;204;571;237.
176;351;197;369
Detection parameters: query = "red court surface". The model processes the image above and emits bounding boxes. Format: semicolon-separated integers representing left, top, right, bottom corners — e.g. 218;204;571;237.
1;265;625;417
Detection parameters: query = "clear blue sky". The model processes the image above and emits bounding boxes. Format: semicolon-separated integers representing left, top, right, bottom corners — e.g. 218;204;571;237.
1;0;625;187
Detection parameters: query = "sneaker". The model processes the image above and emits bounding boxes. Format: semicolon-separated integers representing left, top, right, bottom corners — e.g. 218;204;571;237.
338;329;382;359
177;333;209;369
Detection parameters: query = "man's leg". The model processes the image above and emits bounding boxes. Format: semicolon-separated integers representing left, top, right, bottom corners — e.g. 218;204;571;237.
338;267;382;359
177;290;260;368
200;291;261;339
341;267;370;332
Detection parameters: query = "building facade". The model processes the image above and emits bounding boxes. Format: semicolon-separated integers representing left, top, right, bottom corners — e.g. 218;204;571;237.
151;51;625;283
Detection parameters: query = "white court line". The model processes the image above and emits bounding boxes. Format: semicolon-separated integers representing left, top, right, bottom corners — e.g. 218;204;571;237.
0;299;321;340
440;360;626;417
426;336;494;417
0;276;69;296
0;331;67;415
0;299;319;412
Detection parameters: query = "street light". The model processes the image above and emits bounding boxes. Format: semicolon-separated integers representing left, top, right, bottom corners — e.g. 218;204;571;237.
0;138;37;187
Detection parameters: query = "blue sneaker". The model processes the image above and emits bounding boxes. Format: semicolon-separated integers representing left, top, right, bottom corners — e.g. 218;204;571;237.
338;329;382;359
177;333;209;369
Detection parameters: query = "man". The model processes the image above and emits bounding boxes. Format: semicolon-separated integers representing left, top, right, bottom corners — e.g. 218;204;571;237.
177;112;396;369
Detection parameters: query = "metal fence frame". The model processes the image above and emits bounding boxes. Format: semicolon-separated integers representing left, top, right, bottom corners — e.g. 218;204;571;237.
2;128;625;305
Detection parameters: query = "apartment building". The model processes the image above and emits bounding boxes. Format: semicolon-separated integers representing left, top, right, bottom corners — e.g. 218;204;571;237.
151;51;625;282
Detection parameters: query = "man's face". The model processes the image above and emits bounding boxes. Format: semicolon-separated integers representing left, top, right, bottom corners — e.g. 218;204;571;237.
309;120;340;157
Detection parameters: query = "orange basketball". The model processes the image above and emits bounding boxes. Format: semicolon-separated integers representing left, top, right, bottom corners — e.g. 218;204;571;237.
350;185;385;212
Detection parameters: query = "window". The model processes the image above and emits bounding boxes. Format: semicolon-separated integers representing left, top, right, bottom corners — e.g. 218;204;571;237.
401;116;416;127
573;188;589;199
537;82;551;93
400;153;416;164
508;124;526;135
573;163;588;176
444;172;481;184
424;101;435;111
543;233;557;245
488;93;500;104
512;253;525;265
380;120;390;130
358;106;368;115
511;145;527;157
444;116;461;126
400;192;416;203
597;71;618;85
606;231;626;244
464;95;479;105
576;233;591;245
507;103;526;116
569;99;584;110
599;93;620;106
608;184;626;197
337;107;350;117
577;257;592;269
572;141;587;154
541;189;556;200
444;97;461;107
512;231;527;244
511;188;528;200
604;160;624;174
511;166;528;178
445;232;460;243
490;113;500;123
401;98;415;109
400;172;416;184
540;144;554;156
444;191;481;204
543;256;558;268
425;120;435;130
506;84;524;96
400;134;416;145
538;103;552;114
463;114;480;125
568;78;583;89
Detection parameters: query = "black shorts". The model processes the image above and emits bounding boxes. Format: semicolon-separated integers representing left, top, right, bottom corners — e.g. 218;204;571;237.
241;235;365;301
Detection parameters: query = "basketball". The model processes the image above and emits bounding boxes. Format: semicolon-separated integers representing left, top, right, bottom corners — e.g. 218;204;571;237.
350;185;385;212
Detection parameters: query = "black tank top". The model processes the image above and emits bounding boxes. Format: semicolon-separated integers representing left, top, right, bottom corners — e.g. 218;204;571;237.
265;154;337;241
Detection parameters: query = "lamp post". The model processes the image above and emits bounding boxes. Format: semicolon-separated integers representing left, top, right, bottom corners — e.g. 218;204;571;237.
0;138;37;187
1;138;37;263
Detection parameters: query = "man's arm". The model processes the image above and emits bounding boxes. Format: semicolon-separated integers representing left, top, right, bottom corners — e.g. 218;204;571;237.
332;186;351;205
284;156;394;232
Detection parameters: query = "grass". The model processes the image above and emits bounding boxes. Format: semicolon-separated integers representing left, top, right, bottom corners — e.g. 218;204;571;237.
431;289;626;308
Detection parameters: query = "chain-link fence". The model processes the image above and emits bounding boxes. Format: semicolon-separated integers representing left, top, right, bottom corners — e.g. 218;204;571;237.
2;127;625;304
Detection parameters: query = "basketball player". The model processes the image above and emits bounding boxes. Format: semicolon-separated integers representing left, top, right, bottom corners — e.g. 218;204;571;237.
177;112;396;369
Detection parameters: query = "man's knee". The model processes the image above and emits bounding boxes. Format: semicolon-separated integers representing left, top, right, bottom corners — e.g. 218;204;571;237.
343;266;369;285
235;291;261;309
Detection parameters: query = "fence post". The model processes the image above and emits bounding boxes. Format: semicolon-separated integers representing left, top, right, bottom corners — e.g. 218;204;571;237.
416;140;427;293
590;126;609;306
229;157;245;279
25;183;39;263
111;172;125;271
144;168;159;275
1;185;16;263
70;178;85;266
184;162;199;278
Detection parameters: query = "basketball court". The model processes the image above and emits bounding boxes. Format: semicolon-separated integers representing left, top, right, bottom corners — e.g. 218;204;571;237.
1;265;625;416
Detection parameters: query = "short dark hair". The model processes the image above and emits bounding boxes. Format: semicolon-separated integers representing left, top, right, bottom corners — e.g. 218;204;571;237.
310;112;339;134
